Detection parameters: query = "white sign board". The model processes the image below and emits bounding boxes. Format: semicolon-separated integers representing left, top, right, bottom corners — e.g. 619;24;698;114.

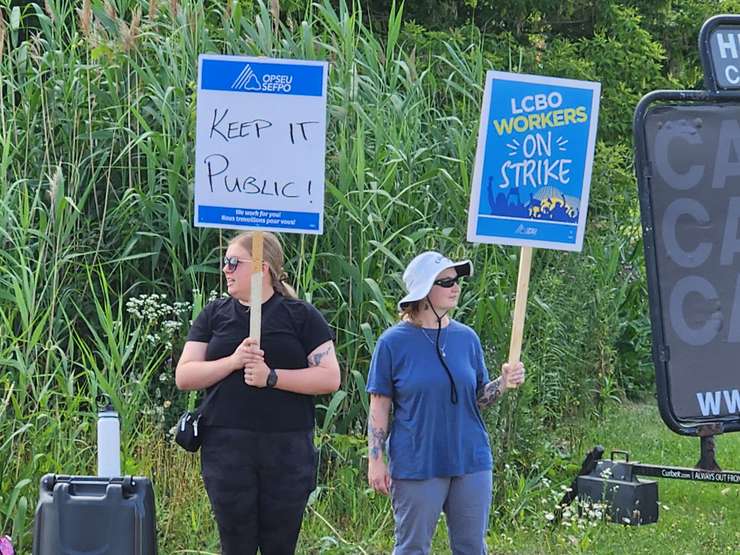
194;54;328;233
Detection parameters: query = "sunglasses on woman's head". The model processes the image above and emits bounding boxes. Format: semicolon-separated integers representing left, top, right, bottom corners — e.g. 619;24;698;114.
433;276;461;288
223;256;250;271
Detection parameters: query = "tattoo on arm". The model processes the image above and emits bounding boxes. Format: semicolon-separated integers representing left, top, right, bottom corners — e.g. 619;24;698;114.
368;419;388;461
477;376;504;409
308;345;333;367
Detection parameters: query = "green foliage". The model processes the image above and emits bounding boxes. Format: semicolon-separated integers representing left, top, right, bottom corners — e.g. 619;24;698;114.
136;402;740;553
0;0;717;549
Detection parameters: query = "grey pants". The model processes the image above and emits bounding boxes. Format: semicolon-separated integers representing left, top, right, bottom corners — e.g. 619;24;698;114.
390;470;493;555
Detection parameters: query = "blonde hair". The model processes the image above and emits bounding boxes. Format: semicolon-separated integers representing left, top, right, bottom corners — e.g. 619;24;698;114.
399;299;428;326
229;231;298;299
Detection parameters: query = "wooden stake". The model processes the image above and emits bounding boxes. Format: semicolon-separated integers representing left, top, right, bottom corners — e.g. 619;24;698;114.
508;246;533;364
249;231;264;346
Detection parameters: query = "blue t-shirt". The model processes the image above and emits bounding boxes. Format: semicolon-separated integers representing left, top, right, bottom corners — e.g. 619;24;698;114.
366;320;493;480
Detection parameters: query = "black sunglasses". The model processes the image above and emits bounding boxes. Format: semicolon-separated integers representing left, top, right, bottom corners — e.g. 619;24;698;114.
433;276;462;288
223;255;250;271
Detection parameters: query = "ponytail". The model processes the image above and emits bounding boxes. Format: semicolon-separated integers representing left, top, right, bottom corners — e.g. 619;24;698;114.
229;231;298;299
270;268;298;299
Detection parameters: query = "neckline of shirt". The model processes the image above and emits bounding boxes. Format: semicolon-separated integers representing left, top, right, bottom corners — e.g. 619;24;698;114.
401;319;457;332
233;292;282;311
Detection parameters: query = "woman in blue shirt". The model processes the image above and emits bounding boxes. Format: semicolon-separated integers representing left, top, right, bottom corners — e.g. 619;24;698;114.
366;251;525;555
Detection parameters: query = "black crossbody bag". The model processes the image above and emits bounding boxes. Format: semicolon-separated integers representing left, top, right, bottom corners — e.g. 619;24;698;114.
174;384;221;452
175;295;284;452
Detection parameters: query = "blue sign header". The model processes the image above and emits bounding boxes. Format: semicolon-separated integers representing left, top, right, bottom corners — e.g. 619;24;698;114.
200;59;324;97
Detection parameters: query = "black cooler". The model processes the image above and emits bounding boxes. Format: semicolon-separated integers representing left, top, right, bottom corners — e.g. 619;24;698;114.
33;474;157;555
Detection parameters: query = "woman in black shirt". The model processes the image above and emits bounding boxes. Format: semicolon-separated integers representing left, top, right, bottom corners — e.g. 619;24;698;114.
176;231;340;555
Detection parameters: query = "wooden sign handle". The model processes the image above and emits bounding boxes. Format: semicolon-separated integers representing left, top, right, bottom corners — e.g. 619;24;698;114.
508;246;533;364
249;231;264;346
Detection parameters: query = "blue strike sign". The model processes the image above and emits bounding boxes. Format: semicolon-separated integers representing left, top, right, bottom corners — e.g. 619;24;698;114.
467;71;601;251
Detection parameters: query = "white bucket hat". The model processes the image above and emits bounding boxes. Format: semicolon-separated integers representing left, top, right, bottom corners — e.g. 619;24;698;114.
398;251;473;310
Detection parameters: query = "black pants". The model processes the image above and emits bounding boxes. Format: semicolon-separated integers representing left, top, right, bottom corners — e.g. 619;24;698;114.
200;427;317;555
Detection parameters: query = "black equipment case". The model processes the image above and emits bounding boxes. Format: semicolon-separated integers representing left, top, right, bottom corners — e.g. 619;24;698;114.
33;474;157;555
577;459;658;525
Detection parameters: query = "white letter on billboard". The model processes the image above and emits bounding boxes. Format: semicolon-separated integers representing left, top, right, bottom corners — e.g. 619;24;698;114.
669;276;720;346
715;32;738;59
726;65;740;85
654;122;704;190
712;119;740;189
727;274;740;342
721;197;740;265
662;199;712;268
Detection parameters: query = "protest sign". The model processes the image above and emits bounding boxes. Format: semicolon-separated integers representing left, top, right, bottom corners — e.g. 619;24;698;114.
194;54;328;342
467;71;601;364
467;71;601;252
194;54;328;234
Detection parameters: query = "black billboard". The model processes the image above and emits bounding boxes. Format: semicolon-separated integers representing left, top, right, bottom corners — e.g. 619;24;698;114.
635;101;740;434
633;15;740;436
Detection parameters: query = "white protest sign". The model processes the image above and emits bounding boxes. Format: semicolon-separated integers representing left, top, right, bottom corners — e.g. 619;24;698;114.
194;54;328;234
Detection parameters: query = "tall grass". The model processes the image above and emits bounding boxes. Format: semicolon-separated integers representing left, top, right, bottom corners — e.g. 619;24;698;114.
0;0;655;549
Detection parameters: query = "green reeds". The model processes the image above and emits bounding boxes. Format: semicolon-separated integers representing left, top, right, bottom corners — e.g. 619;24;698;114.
0;0;652;549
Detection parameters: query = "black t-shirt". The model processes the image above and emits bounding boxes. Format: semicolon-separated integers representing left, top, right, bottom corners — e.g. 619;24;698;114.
186;293;333;432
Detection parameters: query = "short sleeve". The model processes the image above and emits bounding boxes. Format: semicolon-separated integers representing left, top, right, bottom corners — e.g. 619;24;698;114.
474;334;490;391
300;303;334;354
367;339;393;397
186;303;213;343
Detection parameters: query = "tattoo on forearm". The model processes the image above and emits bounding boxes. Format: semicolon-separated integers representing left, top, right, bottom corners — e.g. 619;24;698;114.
308;345;332;367
477;376;504;409
368;421;388;461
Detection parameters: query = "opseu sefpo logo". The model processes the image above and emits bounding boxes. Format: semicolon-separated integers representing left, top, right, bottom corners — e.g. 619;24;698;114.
231;63;293;93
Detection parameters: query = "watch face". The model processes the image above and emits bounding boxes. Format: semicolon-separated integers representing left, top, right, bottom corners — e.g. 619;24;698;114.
267;370;278;388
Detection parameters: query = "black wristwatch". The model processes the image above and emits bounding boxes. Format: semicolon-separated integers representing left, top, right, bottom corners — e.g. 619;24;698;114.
266;368;278;388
